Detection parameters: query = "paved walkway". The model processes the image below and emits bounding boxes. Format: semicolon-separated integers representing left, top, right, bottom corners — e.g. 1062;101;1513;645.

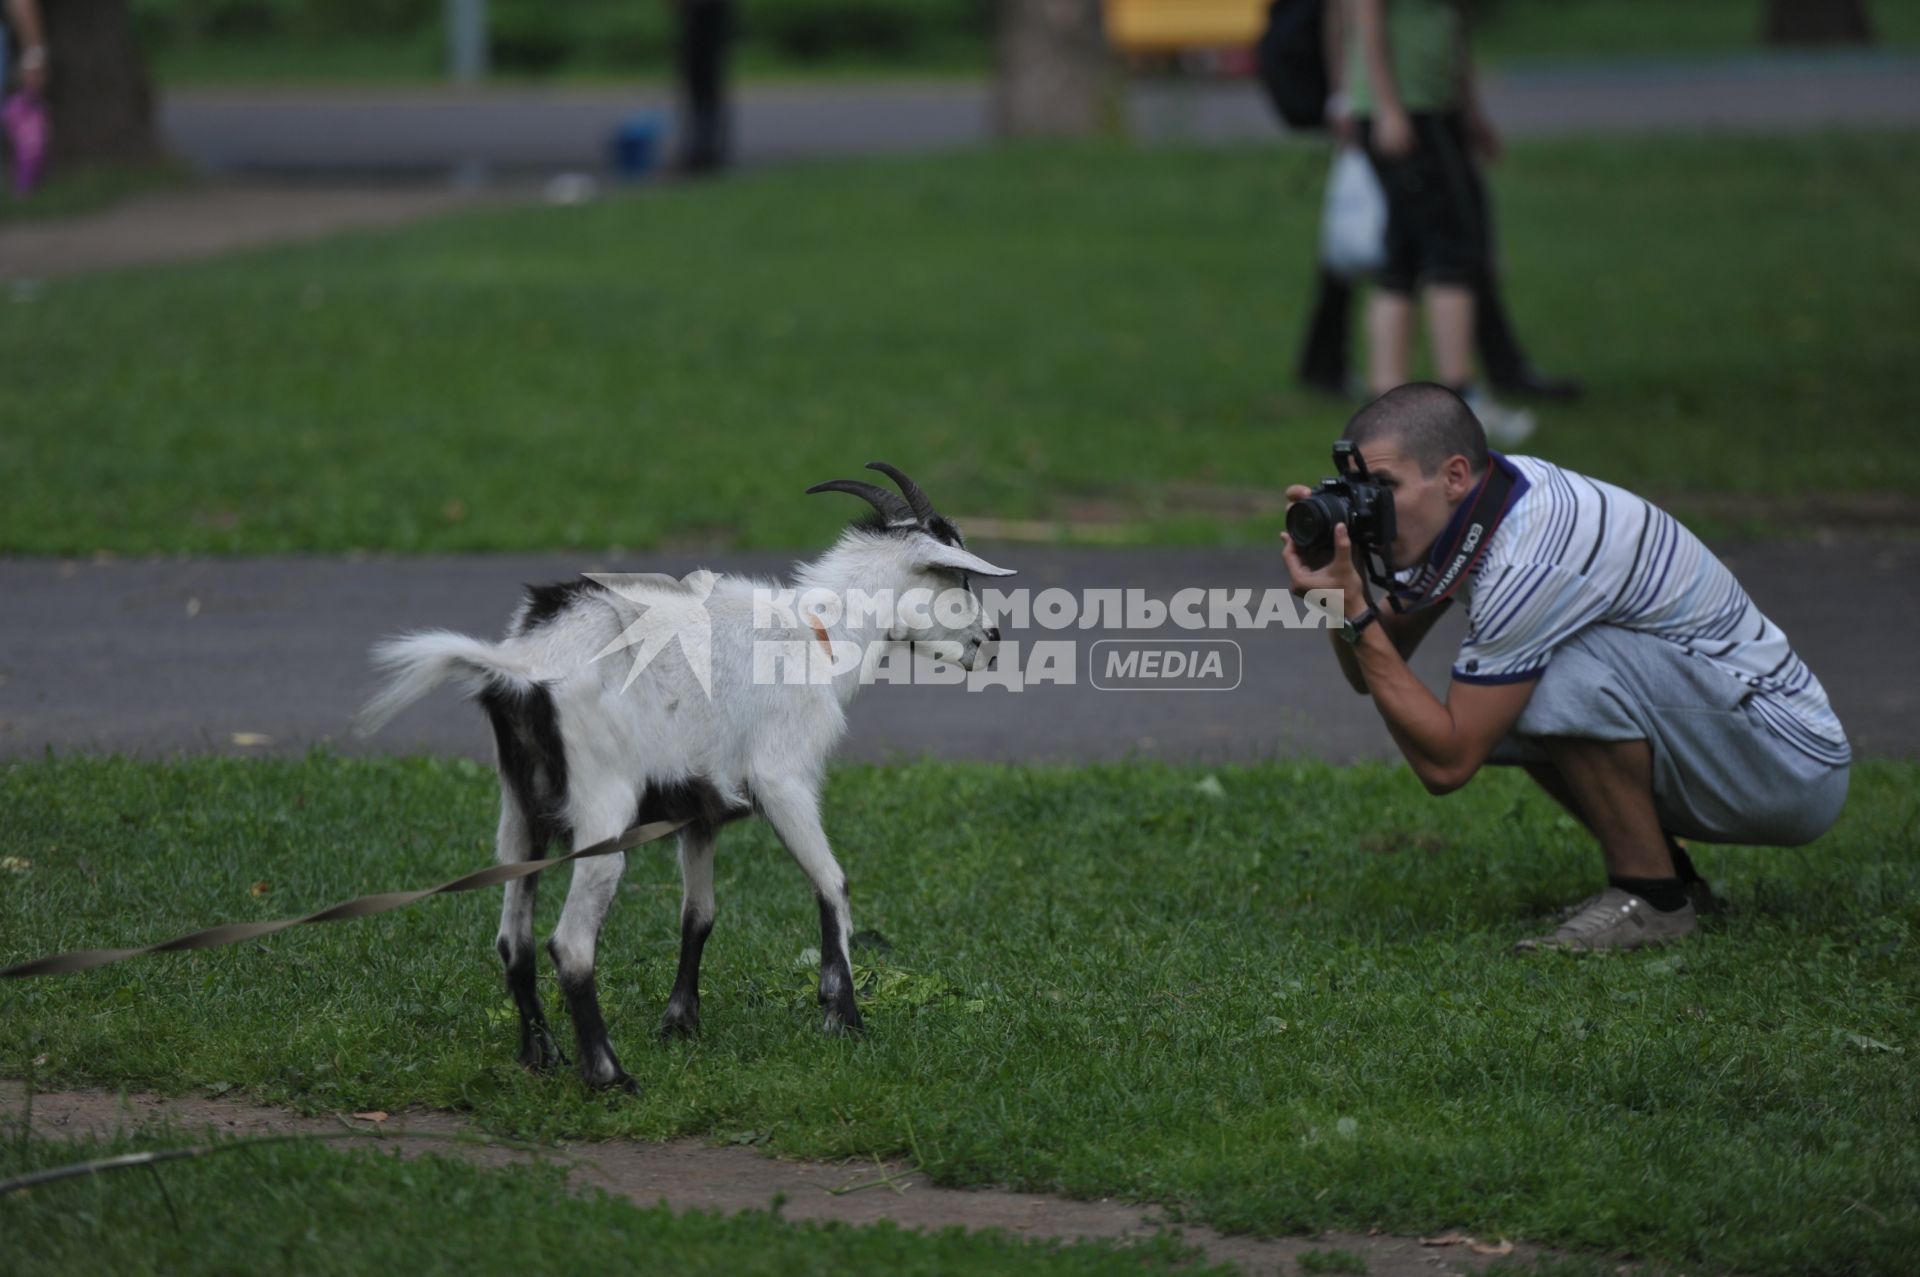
3;540;1914;765
162;56;1920;178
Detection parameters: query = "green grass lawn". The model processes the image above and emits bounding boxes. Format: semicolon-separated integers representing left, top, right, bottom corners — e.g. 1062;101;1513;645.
0;1134;1224;1277
5;134;1917;556
3;754;1915;1275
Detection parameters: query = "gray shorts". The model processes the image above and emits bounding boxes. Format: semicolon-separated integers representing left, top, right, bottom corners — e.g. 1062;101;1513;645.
1487;625;1849;846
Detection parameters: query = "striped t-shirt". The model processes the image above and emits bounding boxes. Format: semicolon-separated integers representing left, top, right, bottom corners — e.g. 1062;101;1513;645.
1443;454;1849;767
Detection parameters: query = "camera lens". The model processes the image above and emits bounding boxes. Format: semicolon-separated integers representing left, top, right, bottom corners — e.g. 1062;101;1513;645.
1286;493;1349;568
1287;494;1343;546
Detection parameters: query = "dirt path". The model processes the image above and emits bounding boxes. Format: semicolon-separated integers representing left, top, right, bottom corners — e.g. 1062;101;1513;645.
4;1083;1555;1276
0;184;515;281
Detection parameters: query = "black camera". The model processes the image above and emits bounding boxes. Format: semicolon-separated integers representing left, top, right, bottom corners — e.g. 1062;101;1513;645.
1286;441;1396;571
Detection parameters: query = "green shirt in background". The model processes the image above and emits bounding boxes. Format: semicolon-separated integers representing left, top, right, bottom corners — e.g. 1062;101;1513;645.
1345;0;1466;117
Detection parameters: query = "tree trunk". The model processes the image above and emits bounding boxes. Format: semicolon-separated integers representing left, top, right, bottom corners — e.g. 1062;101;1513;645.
1762;0;1875;45
43;0;160;170
993;0;1109;139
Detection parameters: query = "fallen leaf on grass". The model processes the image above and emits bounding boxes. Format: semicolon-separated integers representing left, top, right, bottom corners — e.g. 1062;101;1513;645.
1;856;31;875
352;1111;390;1124
250;881;271;897
1842;1031;1903;1054
31;1053;49;1066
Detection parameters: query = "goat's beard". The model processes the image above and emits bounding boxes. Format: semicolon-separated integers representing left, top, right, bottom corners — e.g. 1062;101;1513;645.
905;637;994;673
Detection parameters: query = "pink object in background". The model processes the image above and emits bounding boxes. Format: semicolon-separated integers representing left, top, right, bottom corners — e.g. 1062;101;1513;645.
2;91;49;195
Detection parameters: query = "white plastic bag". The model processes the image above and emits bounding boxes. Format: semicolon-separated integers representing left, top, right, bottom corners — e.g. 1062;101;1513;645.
1319;147;1387;278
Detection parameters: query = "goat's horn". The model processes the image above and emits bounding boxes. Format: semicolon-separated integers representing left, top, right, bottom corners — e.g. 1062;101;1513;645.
804;479;916;524
864;461;936;524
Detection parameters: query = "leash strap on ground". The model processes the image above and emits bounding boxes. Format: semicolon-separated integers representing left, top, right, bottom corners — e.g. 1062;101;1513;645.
0;818;691;980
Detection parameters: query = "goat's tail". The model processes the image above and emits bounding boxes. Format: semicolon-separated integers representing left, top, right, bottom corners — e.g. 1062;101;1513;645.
355;630;539;737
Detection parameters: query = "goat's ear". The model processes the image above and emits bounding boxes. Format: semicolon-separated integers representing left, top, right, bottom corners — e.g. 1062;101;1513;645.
915;539;1016;578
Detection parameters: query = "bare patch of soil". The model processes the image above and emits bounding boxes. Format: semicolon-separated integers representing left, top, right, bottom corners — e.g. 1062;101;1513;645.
0;185;513;281
4;1082;1566;1276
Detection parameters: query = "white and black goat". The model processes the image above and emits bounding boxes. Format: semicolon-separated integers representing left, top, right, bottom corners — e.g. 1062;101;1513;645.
356;463;1014;1092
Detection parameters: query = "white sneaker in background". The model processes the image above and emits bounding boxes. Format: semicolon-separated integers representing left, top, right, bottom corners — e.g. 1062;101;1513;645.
1464;387;1538;447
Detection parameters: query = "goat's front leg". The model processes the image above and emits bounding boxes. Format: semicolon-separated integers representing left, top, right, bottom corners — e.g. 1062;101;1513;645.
658;823;716;1040
755;776;863;1034
547;814;637;1092
495;795;566;1073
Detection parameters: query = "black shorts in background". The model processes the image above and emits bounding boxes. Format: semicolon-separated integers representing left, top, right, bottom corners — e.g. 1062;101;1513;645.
1358;111;1489;294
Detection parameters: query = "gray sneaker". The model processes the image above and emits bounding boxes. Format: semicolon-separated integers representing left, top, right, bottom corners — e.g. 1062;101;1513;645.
1515;887;1698;953
1463;387;1538;447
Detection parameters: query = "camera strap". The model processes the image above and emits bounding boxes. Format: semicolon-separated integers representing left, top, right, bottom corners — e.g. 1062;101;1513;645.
1381;457;1521;615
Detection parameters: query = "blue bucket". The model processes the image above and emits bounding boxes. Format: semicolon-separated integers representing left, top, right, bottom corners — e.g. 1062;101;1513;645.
609;112;666;179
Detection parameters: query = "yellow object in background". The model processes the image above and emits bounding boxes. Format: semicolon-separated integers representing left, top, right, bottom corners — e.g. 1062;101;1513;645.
1105;0;1267;54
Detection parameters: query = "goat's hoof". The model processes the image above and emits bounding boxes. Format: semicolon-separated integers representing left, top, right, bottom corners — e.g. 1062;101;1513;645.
518;1028;570;1074
582;1066;640;1095
822;1005;866;1036
657;1010;701;1041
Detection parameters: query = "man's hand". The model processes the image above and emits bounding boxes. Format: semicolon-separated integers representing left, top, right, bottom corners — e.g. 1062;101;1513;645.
1373;106;1414;158
1281;486;1368;617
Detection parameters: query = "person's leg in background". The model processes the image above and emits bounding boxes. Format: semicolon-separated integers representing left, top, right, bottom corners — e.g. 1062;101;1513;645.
1364;116;1477;398
1357;115;1422;394
1422;280;1475;389
675;0;734;175
1297;267;1355;397
1359;114;1481;398
1416;113;1537;442
1364;286;1415;394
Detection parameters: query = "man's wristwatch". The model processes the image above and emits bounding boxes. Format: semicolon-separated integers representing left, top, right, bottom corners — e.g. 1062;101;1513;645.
1339;606;1379;646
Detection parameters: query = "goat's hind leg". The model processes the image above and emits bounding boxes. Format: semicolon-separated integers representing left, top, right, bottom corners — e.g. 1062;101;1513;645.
659;823;717;1040
495;796;566;1072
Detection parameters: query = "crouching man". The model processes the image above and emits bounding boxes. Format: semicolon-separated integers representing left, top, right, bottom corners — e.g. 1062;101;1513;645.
1282;383;1850;951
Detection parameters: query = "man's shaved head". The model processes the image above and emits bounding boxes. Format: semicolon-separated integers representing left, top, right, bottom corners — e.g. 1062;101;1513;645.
1341;383;1488;476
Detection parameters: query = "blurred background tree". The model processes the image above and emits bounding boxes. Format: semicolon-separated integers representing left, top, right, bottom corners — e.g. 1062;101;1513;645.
46;0;159;166
993;0;1106;138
